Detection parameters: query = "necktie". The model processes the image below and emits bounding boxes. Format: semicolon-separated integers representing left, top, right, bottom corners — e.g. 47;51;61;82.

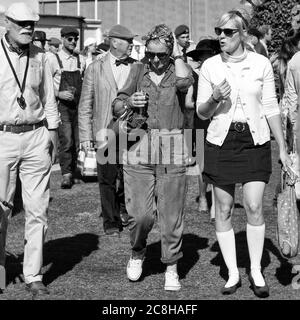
182;47;187;63
115;58;129;66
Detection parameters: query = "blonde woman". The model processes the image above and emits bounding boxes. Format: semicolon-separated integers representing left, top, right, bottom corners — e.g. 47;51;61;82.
197;10;290;298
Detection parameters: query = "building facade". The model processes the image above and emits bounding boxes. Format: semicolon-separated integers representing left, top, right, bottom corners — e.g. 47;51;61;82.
0;0;250;49
39;0;246;43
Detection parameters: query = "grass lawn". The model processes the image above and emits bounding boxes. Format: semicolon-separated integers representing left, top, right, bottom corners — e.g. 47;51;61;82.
1;141;300;301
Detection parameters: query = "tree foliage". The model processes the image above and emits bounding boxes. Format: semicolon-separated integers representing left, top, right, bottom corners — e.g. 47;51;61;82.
250;0;300;53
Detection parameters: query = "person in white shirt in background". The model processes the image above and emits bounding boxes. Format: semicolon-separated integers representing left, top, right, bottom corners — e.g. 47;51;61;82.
47;27;85;189
130;39;145;61
174;24;196;64
82;37;97;68
47;37;61;55
197;10;290;298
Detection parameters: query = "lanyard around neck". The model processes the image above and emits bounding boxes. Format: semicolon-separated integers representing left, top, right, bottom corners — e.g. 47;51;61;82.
1;39;29;97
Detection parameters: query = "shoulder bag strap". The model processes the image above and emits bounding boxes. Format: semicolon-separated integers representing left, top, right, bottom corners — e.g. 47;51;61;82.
77;55;81;69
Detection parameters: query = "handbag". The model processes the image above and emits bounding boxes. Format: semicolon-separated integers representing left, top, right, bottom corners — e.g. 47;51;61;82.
277;162;299;258
77;147;97;177
97;63;148;154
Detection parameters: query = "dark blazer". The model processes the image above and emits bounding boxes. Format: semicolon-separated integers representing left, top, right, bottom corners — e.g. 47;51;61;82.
255;41;268;58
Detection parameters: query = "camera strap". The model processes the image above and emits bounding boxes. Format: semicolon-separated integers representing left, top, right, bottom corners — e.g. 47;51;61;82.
1;38;29;109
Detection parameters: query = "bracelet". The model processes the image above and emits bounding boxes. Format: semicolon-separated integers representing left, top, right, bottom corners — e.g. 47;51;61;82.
173;55;184;61
211;94;221;103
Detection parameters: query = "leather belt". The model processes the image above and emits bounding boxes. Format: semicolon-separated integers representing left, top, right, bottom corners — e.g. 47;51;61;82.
230;122;248;133
0;120;45;134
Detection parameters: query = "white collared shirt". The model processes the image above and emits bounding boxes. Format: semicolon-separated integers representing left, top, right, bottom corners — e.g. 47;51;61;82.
0;36;59;129
196;51;279;146
109;51;131;90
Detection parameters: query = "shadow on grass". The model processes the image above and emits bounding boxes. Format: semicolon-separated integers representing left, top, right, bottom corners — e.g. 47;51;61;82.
5;233;99;286
43;233;99;285
210;231;293;286
141;233;209;280
5;252;24;286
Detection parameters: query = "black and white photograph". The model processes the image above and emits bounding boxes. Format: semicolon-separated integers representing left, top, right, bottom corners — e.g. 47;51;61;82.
0;0;299;312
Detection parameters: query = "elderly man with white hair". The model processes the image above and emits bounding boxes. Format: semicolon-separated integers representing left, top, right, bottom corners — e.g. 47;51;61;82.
0;2;59;296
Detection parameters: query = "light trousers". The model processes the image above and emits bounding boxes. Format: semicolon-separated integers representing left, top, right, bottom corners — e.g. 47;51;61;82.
123;130;188;264
0;126;51;284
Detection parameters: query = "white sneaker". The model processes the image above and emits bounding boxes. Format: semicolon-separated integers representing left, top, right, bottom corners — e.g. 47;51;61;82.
164;270;181;291
126;257;143;281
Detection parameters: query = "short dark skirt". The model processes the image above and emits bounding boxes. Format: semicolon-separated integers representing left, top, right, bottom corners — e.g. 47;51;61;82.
203;122;272;186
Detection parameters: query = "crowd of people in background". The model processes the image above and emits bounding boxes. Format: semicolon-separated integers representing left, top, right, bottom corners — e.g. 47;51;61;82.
1;1;300;299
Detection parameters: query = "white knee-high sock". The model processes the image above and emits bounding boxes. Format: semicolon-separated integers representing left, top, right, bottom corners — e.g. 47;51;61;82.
216;229;239;287
246;223;265;286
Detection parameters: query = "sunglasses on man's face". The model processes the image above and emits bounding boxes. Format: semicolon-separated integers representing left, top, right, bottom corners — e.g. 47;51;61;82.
145;51;169;60
214;27;239;37
66;37;78;42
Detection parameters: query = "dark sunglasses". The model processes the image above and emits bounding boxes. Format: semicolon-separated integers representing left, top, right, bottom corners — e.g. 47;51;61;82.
145;51;169;60
214;27;239;37
66;36;78;42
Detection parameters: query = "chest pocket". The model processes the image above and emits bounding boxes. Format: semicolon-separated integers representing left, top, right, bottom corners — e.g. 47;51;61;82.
28;60;41;89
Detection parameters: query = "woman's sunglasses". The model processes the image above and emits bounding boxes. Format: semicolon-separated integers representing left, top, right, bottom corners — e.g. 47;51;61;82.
145;51;169;60
214;27;239;37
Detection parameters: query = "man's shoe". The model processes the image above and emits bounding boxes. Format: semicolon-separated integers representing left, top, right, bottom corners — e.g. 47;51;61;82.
249;273;269;298
198;197;208;215
25;281;49;296
164;270;181;291
127;257;143;281
120;212;130;227
221;277;241;295
187;157;196;167
104;227;120;236
61;174;73;189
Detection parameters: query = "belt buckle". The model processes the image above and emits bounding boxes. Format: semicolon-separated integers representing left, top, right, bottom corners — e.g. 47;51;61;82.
234;122;245;133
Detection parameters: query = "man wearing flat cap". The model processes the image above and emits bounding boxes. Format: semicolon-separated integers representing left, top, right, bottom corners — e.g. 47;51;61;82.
0;2;59;296
47;26;85;189
78;24;136;236
47;37;61;55
174;24;191;63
